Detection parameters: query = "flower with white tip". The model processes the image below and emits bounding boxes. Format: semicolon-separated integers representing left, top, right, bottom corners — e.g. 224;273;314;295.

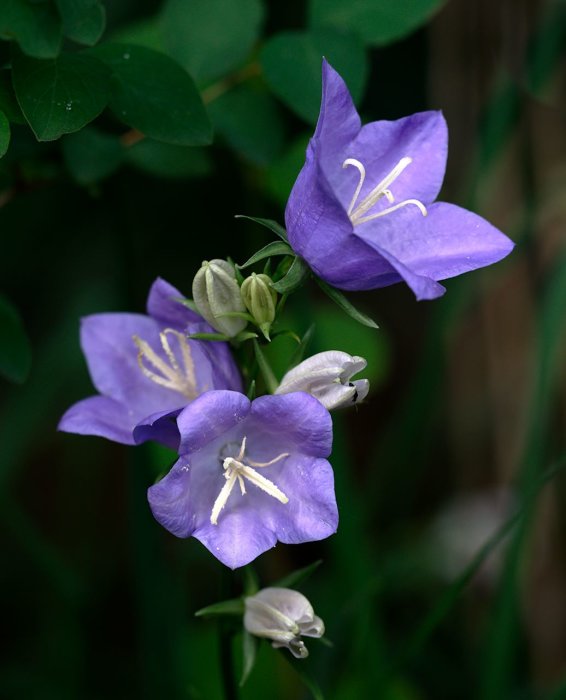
244;587;325;658
275;351;369;410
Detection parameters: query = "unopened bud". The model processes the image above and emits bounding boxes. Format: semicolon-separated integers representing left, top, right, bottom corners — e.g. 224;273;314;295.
244;587;325;659
192;259;247;337
275;350;369;410
240;273;277;340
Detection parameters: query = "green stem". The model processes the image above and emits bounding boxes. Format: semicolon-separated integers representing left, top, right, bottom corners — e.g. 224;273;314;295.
219;568;238;700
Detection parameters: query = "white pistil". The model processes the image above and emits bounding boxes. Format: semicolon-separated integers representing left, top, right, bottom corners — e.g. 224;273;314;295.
210;436;289;525
133;328;197;400
342;156;428;225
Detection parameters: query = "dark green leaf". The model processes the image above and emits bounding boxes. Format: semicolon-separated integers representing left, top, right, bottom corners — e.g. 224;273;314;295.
238;241;293;269
0;294;31;383
208;85;285;165
253;339;278;393
264;133;310;206
271;256;310;294
126;139;212;179
0;70;25;124
261;28;368;124
235;215;288;242
242;565;259;596
12;48;111;141
287;324;315;370
0;111;10;158
188;331;230;341
273;560;323;589
109;15;164;52
62;127;123;185
56;0;106;46
195;598;244;617
0;0;61;59
240;631;258;687
315;277;379;329
161;0;264;84
309;0;447;46
92;43;212;146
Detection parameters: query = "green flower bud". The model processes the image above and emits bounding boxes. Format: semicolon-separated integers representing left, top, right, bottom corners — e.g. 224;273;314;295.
240;273;277;340
192;259;247;337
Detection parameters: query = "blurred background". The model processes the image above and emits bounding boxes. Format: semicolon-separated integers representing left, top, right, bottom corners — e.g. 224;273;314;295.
0;0;565;697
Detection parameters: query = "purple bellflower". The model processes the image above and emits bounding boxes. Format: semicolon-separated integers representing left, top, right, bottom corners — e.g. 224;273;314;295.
59;278;242;449
285;60;514;300
148;390;338;569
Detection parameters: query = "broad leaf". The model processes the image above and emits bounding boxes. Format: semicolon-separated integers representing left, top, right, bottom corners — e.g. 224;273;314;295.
0;69;25;124
56;0;106;46
62;127;123;185
93;43;212;146
261;28;368;124
12;48;111;141
0;0;61;59
238;241;293;269
309;0;447;47
315;277;379;329
0;294;31;383
0;111;10;158
127;139;212;179
161;0;264;83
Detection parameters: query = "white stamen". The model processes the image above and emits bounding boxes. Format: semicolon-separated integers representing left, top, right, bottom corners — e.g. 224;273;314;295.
210;437;289;525
342;156;428;225
133;328;197;399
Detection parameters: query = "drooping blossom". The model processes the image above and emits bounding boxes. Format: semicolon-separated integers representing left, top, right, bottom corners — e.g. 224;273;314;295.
275;351;369;410
244;587;325;659
148;390;337;569
59;278;242;448
285;60;514;301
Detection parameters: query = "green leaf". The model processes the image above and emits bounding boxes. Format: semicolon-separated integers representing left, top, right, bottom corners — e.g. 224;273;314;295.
233;331;259;343
240;631;258;687
92;43;212;146
109;15;164;52
271;256;310;294
261;28;368;124
253;339;278;393
235;215;288;242
161;0;264;84
280;652;325;700
208;85;286;166
0;111;10;158
55;0;106;46
315;277;379;329
264;133;310;206
0;69;25;124
0;294;31;383
126;139;212;179
0;0;61;59
238;241;293;269
273;560;323;589
12;48;111;141
62;127;123;185
195;598;245;617
286;324;315;371
246;379;256;400
188;331;230;341
309;0;447;47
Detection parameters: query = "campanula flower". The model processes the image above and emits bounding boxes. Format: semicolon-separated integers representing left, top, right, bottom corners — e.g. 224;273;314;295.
148;390;338;568
59;278;242;448
244;587;325;658
275;351;369;410
285;60;514;300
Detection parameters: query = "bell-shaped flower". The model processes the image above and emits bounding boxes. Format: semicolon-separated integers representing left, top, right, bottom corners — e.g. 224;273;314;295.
285;60;514;301
275;351;369;410
147;390;338;569
58;278;242;448
244;587;325;659
192;259;247;337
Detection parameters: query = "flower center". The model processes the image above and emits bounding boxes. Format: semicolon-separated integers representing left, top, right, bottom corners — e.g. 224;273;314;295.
133;328;197;400
343;156;428;225
210;436;289;525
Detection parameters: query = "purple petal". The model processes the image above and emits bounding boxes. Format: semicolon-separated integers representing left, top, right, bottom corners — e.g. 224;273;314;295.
147;459;195;537
58;395;136;445
133;408;182;449
249;393;333;458
178;391;250;455
146;277;201;329
187;329;244;394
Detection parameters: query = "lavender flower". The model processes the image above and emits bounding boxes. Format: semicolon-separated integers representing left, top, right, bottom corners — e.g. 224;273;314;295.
285;60;514;300
59;278;242;448
244;587;325;658
148;390;338;569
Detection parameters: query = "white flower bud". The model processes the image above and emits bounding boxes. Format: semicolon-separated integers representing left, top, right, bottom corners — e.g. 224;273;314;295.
244;587;325;659
275;350;369;410
192;259;247;337
240;273;277;339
